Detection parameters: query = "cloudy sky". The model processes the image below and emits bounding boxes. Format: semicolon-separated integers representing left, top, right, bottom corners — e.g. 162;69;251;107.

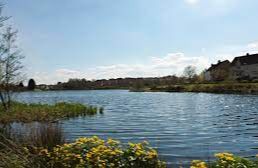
3;0;258;84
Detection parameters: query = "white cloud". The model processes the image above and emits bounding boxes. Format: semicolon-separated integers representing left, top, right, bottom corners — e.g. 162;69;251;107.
151;53;208;70
31;40;258;84
184;0;239;15
55;69;86;79
185;0;200;5
247;42;258;53
185;0;238;6
31;69;86;84
77;52;209;80
32;52;210;84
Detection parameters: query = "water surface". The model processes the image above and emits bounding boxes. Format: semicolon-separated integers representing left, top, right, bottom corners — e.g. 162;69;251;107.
16;90;258;166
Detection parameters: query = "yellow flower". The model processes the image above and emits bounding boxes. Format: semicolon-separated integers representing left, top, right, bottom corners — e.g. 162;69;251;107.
214;152;235;161
128;142;135;147
39;149;49;155
75;154;82;159
41;136;165;168
107;138;120;145
191;160;207;168
86;153;92;159
147;149;158;159
23;147;29;153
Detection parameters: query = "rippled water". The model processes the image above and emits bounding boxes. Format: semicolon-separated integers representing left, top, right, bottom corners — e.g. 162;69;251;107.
16;90;258;166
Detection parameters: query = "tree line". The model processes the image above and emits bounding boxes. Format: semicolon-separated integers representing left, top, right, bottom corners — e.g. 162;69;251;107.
44;65;203;90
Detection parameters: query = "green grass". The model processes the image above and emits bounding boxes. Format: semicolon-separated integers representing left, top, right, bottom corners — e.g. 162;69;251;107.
0;102;103;124
136;82;258;94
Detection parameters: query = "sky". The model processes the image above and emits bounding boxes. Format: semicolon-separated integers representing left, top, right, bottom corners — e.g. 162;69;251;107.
3;0;258;84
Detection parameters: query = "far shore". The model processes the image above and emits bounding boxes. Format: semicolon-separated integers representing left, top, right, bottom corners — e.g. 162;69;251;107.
129;82;258;95
18;82;258;95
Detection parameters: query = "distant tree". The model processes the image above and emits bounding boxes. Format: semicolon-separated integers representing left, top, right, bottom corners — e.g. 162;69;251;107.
18;82;24;87
0;27;24;110
183;65;197;79
197;69;206;83
28;79;36;90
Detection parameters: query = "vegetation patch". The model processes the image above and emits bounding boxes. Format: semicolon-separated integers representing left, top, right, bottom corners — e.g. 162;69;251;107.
1;129;258;168
0;136;166;168
135;83;258;94
191;152;258;168
0;102;103;123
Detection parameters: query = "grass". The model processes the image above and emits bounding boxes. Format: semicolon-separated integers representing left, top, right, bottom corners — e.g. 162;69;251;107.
0;123;65;168
133;82;258;94
183;83;258;94
0;123;65;150
0;101;104;124
0;136;44;168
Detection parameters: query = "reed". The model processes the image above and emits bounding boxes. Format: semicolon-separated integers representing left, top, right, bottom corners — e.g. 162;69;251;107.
0;101;103;123
0;123;65;168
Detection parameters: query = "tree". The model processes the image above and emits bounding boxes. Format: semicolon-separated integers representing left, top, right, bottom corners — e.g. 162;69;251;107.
18;82;24;87
0;26;24;110
183;65;197;79
28;79;36;90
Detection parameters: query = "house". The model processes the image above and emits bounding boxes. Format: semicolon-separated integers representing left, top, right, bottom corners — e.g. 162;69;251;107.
36;84;49;90
204;60;231;81
230;53;258;80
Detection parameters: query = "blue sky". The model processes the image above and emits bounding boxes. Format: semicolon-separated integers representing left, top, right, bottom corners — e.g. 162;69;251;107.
3;0;258;84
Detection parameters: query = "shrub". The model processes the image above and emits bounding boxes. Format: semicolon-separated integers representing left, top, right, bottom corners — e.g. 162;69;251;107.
191;160;207;168
39;136;166;168
211;152;256;168
190;153;258;168
252;79;258;83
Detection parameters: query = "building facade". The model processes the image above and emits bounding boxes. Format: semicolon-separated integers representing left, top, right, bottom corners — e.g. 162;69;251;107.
230;53;258;80
204;60;231;81
205;53;258;81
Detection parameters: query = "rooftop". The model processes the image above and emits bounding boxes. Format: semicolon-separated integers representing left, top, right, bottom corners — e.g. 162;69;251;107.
231;53;258;66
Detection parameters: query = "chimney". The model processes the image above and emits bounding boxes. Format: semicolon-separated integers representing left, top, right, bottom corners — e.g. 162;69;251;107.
246;53;250;56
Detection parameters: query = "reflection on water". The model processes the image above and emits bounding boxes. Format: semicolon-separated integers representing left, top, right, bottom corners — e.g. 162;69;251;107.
16;90;258;166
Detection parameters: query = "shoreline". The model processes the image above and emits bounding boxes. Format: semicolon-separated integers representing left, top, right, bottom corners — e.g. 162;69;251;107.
22;82;258;95
129;83;258;95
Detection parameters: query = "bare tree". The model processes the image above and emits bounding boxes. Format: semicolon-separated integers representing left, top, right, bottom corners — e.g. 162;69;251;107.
0;27;24;110
183;65;197;81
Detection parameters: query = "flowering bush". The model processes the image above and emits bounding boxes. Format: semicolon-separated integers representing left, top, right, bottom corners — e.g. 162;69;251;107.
212;152;256;168
191;160;207;168
39;136;166;168
190;152;257;168
2;134;258;168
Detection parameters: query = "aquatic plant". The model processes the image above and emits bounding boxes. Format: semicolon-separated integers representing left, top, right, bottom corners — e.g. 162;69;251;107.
99;107;104;114
211;152;257;168
0;101;103;123
190;152;258;168
37;136;166;168
191;160;207;168
0;134;45;168
0;123;65;150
